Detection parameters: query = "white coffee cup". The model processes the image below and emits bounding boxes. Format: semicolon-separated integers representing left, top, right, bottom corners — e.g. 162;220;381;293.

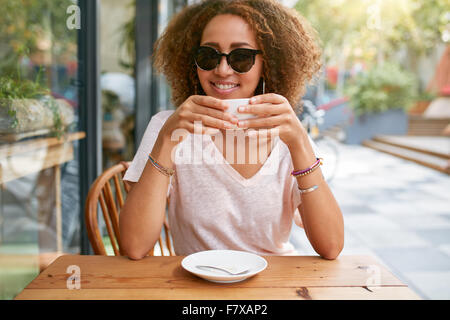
223;98;258;121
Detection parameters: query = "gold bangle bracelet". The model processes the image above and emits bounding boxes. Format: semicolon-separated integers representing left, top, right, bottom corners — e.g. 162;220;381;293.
298;185;319;194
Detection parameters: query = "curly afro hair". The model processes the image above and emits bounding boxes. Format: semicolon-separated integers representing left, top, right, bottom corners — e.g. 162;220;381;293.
153;0;322;113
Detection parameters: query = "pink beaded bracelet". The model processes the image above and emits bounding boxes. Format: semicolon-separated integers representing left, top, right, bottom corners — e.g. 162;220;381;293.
291;158;323;177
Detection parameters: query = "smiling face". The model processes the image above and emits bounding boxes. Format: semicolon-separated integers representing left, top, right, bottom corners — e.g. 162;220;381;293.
197;14;263;100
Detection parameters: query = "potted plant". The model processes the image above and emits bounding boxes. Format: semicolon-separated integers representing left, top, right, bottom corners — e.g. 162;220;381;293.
343;62;417;144
0;70;75;142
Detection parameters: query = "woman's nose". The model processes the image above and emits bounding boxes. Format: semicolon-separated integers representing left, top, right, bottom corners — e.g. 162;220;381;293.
214;56;234;76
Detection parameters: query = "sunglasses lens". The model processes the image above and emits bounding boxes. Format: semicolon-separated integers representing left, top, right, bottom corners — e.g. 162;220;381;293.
229;49;255;73
195;47;258;73
195;47;219;70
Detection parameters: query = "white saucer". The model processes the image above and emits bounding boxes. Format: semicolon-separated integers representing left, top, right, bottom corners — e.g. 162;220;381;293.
181;250;268;283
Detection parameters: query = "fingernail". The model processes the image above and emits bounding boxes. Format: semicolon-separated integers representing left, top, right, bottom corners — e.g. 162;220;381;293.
238;106;245;112
238;121;247;128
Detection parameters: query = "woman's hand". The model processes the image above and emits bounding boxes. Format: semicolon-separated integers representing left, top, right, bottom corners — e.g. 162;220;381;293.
236;93;306;148
160;95;239;145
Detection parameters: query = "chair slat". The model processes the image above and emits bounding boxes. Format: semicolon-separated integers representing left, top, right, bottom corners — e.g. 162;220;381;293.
164;199;175;256
103;181;123;254
99;193;120;256
114;174;124;209
86;161;176;257
158;236;164;256
163;222;175;256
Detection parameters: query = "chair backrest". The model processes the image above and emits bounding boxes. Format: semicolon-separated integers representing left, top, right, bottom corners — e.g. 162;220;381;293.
85;161;175;256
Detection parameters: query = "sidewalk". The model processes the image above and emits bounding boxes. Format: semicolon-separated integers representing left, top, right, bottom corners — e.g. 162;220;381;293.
289;141;450;299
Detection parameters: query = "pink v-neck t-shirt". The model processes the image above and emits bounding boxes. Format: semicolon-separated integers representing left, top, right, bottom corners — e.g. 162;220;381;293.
123;110;321;256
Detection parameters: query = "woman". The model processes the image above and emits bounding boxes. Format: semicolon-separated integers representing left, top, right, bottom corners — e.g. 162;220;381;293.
120;0;344;260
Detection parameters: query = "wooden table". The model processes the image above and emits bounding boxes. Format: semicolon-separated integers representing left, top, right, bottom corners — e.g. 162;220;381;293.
14;254;421;300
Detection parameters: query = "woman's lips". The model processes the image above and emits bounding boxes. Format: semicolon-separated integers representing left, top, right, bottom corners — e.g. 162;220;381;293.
210;81;240;95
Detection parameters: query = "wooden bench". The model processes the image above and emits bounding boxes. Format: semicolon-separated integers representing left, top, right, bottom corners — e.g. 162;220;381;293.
407;115;450;136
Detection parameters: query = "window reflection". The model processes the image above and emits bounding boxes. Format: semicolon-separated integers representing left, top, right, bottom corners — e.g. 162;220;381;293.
0;0;81;300
98;0;185;255
0;0;189;299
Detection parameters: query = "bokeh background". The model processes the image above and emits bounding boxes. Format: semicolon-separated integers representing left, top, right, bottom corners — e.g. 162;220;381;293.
0;0;449;299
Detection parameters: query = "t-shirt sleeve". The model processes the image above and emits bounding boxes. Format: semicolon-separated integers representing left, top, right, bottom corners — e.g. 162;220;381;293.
123;110;174;197
291;134;321;227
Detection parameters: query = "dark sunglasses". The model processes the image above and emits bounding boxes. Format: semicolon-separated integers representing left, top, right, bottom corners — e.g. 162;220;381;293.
194;46;262;74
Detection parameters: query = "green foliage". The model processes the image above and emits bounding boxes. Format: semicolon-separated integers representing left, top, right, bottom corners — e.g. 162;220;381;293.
0;69;49;100
0;69;65;138
41;96;64;139
416;90;437;102
0;0;77;139
295;0;368;59
0;67;49;129
405;0;450;54
345;63;418;115
102;90;122;114
295;0;449;67
0;0;77;74
118;0;136;74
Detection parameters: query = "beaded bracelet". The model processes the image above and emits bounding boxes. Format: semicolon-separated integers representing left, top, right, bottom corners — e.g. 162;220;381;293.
291;157;323;177
148;154;175;177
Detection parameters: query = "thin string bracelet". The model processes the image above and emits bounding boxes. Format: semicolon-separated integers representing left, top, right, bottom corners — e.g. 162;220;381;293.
148;153;175;177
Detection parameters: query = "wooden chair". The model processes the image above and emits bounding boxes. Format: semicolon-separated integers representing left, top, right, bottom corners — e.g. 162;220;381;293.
84;161;175;256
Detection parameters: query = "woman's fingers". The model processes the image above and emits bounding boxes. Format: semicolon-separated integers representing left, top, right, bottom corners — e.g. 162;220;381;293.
190;112;236;130
191;95;228;112
237;114;286;129
237;103;284;116
193;104;238;124
185;121;221;135
186;96;239;130
250;93;288;105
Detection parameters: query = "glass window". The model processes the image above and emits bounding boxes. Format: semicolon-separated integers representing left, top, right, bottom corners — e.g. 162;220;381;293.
100;0;136;170
100;0;185;169
98;0;187;255
0;0;82;299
